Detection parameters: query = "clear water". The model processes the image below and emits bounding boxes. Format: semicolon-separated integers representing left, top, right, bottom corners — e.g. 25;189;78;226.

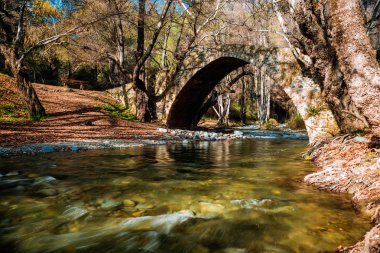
0;139;370;253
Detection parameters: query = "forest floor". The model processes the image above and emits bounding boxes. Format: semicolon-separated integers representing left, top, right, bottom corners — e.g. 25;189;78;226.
0;74;166;148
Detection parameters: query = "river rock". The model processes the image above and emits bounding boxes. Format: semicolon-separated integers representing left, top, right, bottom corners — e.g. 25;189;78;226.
63;206;89;220
199;202;225;214
71;146;80;152
100;199;123;210
41;146;54;153
222;248;247;253
5;171;19;177
37;188;58;196
157;128;168;133
191;245;210;253
233;131;244;137
123;199;137;207
99;199;122;210
120;210;194;233
136;203;155;210
353;136;370;143
34;176;57;185
27;173;39;178
132;196;147;203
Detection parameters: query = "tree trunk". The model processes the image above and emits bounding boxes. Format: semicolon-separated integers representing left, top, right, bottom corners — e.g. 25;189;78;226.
15;68;46;118
277;0;369;133
330;0;380;136
240;78;246;124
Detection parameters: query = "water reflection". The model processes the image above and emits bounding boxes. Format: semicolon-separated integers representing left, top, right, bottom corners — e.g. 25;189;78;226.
0;139;370;253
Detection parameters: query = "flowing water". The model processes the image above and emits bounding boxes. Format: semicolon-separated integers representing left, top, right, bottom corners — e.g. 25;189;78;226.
0;138;370;253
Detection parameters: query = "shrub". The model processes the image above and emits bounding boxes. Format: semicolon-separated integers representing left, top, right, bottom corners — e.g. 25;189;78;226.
307;106;321;117
0;103;16;116
286;113;306;130
261;118;279;130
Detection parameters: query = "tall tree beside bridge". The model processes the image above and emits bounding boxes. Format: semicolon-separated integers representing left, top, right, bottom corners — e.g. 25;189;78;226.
274;0;380;137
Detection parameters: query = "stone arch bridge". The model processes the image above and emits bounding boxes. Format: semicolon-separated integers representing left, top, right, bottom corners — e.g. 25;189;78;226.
109;44;340;144
166;44;339;144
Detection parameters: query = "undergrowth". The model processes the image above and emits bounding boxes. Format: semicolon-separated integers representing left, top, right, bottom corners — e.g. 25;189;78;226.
97;102;137;121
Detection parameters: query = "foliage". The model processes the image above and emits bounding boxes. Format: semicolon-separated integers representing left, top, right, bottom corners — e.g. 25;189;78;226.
307;106;322;117
286;113;306;130
32;0;63;20
261;118;279;130
0;103;16;116
97;102;137;121
31;115;50;121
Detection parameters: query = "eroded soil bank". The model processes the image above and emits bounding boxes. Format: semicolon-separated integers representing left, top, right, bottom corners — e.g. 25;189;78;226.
305;135;380;252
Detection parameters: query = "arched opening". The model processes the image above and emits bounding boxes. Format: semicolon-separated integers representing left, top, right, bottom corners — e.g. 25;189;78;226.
167;56;294;129
167;57;249;128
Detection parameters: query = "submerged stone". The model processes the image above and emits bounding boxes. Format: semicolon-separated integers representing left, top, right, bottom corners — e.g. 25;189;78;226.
37;188;58;196
5;171;19;177
41;146;54;153
199;202;225;214
34;176;57;185
123;199;137;207
120;210;195;233
100;199;122;210
63;206;89;220
136;203;155;210
71;146;80;152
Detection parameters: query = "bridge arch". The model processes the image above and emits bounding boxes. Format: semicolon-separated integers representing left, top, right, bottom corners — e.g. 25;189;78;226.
166;45;340;144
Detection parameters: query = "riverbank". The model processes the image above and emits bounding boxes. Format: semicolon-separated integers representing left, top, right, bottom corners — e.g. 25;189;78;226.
1;75;379;251
305;134;380;252
0;75;168;148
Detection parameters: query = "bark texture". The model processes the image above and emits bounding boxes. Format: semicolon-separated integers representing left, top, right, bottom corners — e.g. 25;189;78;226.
330;0;380;136
279;0;369;133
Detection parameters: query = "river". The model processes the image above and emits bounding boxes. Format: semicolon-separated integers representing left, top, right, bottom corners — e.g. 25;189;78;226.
0;135;370;253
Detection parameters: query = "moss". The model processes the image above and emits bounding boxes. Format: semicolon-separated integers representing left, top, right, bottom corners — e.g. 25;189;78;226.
307;106;322;117
31;115;50;121
303;154;313;161
286;113;306;130
0;103;16;116
260;118;279;130
96;102;137;121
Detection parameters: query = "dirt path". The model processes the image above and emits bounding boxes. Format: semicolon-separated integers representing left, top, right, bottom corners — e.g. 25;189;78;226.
0;76;164;147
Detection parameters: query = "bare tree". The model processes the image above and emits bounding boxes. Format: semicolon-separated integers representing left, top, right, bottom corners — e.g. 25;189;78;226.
0;0;127;118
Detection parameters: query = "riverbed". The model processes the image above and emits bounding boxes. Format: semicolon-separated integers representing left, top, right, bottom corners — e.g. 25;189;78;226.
0;138;370;253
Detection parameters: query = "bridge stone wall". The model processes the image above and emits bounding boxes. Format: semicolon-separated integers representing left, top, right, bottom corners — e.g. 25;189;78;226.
109;44;340;144
167;45;340;144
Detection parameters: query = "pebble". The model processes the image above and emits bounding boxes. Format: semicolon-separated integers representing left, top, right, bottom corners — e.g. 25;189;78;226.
157;128;168;133
71;146;80;152
199;202;225;214
222;249;247;253
100;199;122;210
34;176;57;185
132;196;147;203
5;171;19;177
63;206;89;220
37;188;58;196
27;173;39;178
136;203;155;210
353;136;370;143
41;146;54;153
191;245;210;253
123;199;137;207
